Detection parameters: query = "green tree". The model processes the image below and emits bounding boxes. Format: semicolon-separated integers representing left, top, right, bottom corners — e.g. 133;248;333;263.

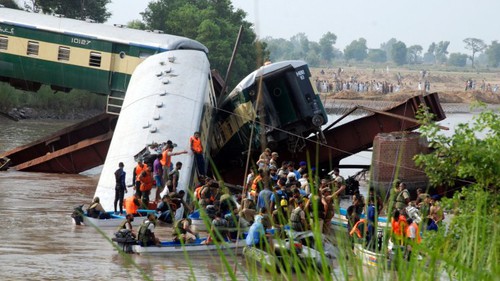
367;49;387;63
290;33;310;59
485;40;500;68
463;38;487;68
407;45;423;64
344;38;368;62
141;0;265;90
448;53;468;67
318;32;337;63
435;41;450;64
391;41;407;65
423;42;436;64
414;107;499;279
380;38;397;61
126;20;147;30
25;0;111;23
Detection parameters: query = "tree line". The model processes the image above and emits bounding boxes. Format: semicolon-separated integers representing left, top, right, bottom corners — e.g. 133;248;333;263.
3;0;499;84
265;35;500;69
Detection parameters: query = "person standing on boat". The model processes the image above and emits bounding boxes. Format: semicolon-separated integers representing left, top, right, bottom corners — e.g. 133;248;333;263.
290;199;308;232
137;213;160;246
166;161;183;193
132;159;146;198
394;182;411;211
190;131;205;176
114;162;127;215
153;154;164;202
161;142;188;185
139;166;154;208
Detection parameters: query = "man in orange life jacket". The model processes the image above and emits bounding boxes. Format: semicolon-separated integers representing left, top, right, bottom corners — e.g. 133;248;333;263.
132;159;146;198
190;131;205;176
139;166;154;207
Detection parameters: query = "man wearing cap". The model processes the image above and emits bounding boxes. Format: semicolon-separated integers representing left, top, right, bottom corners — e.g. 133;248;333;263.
270;152;279;167
259;148;272;162
298;161;307;175
290;198;308;232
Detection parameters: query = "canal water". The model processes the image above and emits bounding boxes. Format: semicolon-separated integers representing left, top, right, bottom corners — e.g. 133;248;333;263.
0;111;477;280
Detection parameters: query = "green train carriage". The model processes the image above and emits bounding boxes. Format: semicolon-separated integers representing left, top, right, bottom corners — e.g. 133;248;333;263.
0;7;207;113
211;60;328;177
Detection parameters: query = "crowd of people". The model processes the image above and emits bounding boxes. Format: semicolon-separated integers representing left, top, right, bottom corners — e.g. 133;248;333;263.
88;136;446;250
348;181;445;260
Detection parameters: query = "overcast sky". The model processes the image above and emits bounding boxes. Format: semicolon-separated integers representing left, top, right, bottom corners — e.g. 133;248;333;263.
104;0;499;54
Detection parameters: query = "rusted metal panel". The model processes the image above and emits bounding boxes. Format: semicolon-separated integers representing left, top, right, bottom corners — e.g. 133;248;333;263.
14;132;113;173
277;93;446;169
1;113;117;167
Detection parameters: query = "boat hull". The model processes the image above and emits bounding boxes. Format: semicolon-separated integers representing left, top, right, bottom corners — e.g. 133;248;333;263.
132;239;244;256
73;210;155;228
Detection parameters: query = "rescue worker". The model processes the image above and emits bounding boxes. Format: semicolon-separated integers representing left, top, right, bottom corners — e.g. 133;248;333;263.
173;218;197;243
190;131;205;176
290;199;308;232
117;214;136;238
137;213;160;246
87;197;110;219
132;159;146;198
394;182;410;211
114;162;127;215
139;166;154;208
124;193;141;216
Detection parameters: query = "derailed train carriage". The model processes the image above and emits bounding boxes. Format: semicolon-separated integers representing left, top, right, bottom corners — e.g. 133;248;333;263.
211;61;328;178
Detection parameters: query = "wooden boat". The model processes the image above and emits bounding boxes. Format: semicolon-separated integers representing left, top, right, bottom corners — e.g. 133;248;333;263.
72;209;156;228
0;156;10;171
131;238;244;256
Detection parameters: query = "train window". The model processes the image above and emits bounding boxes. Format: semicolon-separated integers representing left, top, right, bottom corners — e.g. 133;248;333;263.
89;51;101;67
57;46;70;61
27;41;39;56
0;36;7;50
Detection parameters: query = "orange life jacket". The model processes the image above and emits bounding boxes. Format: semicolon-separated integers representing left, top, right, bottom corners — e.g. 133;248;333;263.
139;170;154;192
249;175;263;197
135;163;146;179
406;222;422;244
160;149;168;166
194;186;203;200
190;136;203;154
349;219;367;238
124;196;139;215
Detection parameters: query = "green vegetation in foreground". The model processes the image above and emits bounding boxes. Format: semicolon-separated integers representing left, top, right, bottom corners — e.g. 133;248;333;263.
0;83;106;114
414;104;499;280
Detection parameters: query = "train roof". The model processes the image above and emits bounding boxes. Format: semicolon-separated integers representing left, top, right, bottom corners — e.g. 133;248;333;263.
228;60;308;97
0;7;208;53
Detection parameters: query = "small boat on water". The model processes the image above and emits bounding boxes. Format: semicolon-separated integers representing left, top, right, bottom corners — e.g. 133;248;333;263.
0;156;11;171
71;206;156;228
131;238;244;256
